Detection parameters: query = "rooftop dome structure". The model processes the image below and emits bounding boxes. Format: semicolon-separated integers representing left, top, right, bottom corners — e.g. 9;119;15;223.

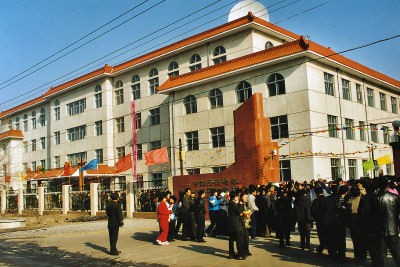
228;0;269;22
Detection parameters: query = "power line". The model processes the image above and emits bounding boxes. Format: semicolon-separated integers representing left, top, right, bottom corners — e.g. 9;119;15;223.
0;0;167;92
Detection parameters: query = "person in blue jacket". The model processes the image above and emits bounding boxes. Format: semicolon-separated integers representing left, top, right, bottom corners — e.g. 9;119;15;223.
205;189;221;237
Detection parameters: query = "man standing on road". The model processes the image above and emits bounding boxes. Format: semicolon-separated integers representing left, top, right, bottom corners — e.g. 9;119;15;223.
106;192;124;255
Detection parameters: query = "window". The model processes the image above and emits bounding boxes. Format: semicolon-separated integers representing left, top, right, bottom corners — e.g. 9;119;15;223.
342;79;351;101
367;88;375;107
189;54;202;71
95;149;103;164
209;88;223;109
328;115;338;138
212;166;226;173
116;147;125;160
54;131;60;145
136;144;143;160
213;46;226;64
23;114;28;131
15;117;20;130
23;141;28;153
67;125;86;141
359;121;366;141
370;124;378;143
95;120;103;136
331;158;341;179
348;159;357;180
150;141;161;150
270;115;289;139
115;80;124;105
324;73;335;96
54;100;60;120
383;126;390;144
184;95;197;114
380;93;387;111
116;117;125;133
40;160;46;170
345;118;354;140
136;112;141;129
236;81;252;103
280;160;292;181
67;99;86;116
356;84;363;104
23;163;27;171
168;62;179;78
31;162;37;171
362;160;369;177
31;111;36;129
131;75;141;100
391;96;398;113
265;41;274;49
67;152;87;166
267;73;286;96
387;164;393;175
186;131;199;151
95;85;102;108
187;168;201;175
32;139;36;151
39;108;46;127
210;126;225;148
54;156;60;168
40;137;46;149
152;173;163;187
150;108;160;125
149;68;159;95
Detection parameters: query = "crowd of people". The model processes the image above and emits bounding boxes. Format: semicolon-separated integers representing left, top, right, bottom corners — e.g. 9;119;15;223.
149;175;400;266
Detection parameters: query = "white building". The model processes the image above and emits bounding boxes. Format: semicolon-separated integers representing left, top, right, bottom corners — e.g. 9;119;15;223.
0;1;399;188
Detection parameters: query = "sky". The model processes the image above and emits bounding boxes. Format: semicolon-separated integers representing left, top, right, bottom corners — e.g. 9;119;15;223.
0;0;399;112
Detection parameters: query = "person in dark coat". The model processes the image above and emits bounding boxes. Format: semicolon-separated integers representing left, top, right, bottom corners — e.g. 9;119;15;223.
194;190;206;242
276;187;295;247
311;185;328;254
294;183;312;250
374;176;400;267
324;184;348;261
106;192;124;255
181;188;192;240
227;191;245;260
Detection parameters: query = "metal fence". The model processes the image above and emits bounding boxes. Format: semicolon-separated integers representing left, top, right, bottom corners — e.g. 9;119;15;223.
44;188;62;210
98;183;126;211
6;190;18;213
24;188;38;210
133;179;168;212
69;191;90;211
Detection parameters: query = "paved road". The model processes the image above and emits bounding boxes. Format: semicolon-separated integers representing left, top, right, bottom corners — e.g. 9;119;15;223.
0;219;396;267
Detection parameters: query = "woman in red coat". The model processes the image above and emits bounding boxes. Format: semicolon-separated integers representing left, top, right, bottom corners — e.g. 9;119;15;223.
156;192;171;245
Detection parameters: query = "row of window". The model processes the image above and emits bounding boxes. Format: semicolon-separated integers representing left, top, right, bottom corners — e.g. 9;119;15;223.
327;115;390;144
324;72;399;113
331;158;393;180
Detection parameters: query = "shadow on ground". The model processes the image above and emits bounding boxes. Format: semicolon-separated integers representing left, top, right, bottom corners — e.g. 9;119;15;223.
0;240;167;267
131;231;159;243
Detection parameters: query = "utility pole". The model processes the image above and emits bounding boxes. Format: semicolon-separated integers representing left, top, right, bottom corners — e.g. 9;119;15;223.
179;138;183;176
79;155;84;191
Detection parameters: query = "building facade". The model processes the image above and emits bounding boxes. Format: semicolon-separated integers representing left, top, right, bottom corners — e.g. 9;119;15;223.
0;3;399;189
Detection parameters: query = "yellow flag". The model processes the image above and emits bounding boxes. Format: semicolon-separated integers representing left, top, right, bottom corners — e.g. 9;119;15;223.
376;154;392;166
20;171;27;181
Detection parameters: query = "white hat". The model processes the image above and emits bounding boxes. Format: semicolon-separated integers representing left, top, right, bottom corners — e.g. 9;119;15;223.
220;192;226;197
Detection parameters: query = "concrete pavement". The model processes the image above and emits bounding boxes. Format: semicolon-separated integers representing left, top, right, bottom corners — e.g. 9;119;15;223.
0;218;396;267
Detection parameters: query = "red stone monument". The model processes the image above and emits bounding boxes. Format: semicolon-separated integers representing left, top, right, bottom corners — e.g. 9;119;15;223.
172;93;280;195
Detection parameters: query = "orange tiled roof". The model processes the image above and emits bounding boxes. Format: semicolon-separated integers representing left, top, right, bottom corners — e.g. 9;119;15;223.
42;64;113;97
0;96;45;118
26;165;118;180
112;13;298;73
0;129;24;141
158;36;400;91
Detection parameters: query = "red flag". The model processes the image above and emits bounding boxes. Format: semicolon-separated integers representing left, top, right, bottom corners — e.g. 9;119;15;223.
116;153;133;173
64;162;71;176
5;176;11;183
144;147;169;166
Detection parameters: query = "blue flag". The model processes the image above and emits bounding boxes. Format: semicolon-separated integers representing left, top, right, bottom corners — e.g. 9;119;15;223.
80;159;98;172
